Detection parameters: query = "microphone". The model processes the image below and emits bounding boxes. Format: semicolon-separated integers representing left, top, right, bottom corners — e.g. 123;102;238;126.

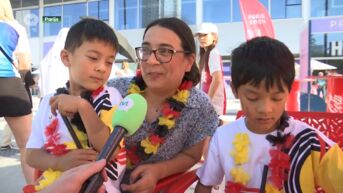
80;93;147;193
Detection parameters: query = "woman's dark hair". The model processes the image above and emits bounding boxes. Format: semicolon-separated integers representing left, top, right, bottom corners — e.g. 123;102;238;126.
143;17;200;86
65;18;119;53
198;44;215;74
231;36;295;93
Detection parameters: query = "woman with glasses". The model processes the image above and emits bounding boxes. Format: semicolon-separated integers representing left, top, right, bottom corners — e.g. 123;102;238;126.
108;17;219;192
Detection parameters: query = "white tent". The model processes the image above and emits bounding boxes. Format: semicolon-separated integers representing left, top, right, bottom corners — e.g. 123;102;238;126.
311;59;337;70
39;28;69;97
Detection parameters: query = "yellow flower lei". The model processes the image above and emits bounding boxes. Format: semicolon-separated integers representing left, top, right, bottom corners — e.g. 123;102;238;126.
125;74;192;166
229;133;282;193
230;133;251;185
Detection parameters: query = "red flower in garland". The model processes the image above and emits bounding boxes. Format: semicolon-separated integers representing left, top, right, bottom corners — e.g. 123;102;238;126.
126;146;141;165
269;149;290;189
149;134;165;145
135;69;142;77
226;181;245;193
44;118;58;136
283;134;295;149
91;86;104;97
22;184;36;193
43;118;69;155
162;103;180;117
179;80;193;90
126;76;192;167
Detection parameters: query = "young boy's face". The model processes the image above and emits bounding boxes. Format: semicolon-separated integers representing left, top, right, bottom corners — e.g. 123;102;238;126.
233;79;290;134
61;39;116;94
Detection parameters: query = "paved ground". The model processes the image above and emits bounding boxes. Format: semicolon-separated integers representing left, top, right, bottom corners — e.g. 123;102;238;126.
0;94;240;193
0;96;40;193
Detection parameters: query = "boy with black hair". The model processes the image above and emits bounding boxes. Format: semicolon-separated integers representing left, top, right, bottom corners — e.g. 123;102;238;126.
195;36;343;193
25;18;124;193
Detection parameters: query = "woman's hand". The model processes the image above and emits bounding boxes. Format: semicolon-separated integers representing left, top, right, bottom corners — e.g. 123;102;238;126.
121;164;161;193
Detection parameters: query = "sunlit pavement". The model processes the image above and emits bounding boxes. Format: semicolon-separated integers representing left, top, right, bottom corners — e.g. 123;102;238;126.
0;96;40;193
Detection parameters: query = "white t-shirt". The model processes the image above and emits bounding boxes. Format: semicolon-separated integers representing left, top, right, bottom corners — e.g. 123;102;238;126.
201;48;226;115
27;86;124;192
197;118;276;187
208;48;222;75
197;117;335;190
11;21;30;54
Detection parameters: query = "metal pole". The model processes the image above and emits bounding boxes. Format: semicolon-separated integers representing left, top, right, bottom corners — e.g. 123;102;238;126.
307;20;312;111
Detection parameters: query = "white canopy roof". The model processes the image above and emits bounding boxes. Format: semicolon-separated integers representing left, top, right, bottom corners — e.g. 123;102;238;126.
311;59;337;70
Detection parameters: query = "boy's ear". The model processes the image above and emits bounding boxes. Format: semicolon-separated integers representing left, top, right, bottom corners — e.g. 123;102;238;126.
60;49;71;67
230;82;239;99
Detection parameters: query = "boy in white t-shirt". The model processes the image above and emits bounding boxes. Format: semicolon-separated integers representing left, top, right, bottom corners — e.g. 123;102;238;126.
195;37;343;193
25;18;125;193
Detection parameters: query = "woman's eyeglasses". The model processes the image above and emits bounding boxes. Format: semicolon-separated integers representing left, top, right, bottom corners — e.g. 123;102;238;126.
135;47;190;63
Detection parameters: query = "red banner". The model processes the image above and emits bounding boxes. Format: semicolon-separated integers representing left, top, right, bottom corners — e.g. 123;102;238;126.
286;80;300;111
326;76;343;113
239;0;275;40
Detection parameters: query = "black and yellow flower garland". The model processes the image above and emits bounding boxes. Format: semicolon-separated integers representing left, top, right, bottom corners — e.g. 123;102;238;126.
125;72;192;167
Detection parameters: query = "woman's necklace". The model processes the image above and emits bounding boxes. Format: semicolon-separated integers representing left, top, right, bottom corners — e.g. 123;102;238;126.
125;72;193;167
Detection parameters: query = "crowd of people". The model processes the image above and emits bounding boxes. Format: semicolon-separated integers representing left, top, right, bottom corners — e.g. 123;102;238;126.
1;0;343;193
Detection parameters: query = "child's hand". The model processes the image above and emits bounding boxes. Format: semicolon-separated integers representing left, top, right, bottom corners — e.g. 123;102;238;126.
121;164;160;193
55;149;98;171
49;94;87;117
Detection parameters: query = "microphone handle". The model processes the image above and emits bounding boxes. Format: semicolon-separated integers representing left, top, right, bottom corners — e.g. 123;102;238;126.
80;126;127;193
259;165;269;193
97;126;127;162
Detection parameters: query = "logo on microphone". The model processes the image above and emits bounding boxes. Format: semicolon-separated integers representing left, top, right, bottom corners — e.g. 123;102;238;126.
118;97;133;111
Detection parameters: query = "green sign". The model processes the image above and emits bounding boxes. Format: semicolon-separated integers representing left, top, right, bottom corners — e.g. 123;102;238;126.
42;16;61;23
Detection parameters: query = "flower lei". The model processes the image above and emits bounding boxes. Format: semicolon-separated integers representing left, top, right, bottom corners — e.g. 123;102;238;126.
268;133;294;189
266;113;294;190
125;71;192;167
226;133;256;193
23;116;90;193
23;84;103;193
226;131;294;193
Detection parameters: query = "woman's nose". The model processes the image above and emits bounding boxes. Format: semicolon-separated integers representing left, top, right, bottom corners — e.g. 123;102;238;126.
145;51;160;64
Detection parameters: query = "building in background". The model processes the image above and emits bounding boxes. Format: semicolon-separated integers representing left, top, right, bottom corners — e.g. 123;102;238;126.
10;0;343;74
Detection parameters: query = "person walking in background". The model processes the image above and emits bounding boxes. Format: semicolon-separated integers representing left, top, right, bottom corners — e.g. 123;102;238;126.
1;61;35;150
316;71;326;99
195;23;226;161
195;22;226;116
115;60;135;77
1;124;13;150
0;0;34;184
